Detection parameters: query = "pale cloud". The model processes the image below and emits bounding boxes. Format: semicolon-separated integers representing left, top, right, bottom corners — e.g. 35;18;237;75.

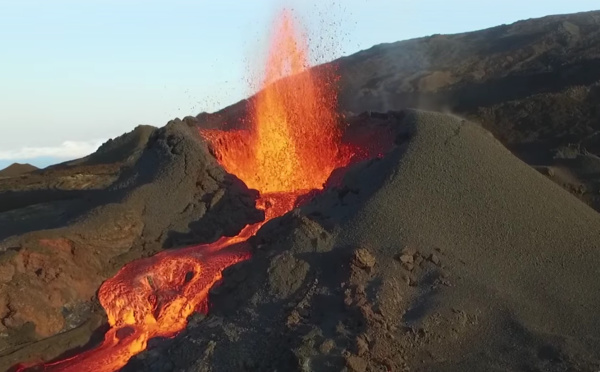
0;139;105;160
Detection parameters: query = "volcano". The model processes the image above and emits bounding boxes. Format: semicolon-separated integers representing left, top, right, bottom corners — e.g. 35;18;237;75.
10;9;367;372
2;8;600;372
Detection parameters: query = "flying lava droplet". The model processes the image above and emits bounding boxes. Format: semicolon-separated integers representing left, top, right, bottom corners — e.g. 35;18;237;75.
15;8;359;372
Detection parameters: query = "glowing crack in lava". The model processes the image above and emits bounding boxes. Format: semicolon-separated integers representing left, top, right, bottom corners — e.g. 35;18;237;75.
16;9;357;372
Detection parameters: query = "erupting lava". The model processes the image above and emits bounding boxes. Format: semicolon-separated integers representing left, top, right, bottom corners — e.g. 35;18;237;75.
201;10;351;194
17;9;357;372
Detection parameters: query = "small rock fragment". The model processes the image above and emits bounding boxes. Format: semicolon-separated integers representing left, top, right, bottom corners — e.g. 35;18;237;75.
408;274;418;286
344;296;353;306
429;253;441;266
355;296;368;307
356;335;369;356
344;288;353;306
336;322;351;337
286;310;301;327
353;248;376;272
414;255;424;266
207;189;225;210
345;354;368;372
188;312;207;326
398;254;413;264
401;246;417;256
320;339;336;354
203;340;216;358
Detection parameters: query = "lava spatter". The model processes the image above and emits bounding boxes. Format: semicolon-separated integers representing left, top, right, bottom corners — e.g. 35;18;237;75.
200;9;353;195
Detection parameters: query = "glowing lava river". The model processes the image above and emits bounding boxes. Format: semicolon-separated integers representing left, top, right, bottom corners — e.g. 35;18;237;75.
15;9;362;372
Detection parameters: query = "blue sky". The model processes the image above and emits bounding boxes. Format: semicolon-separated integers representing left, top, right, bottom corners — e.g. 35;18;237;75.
0;0;598;169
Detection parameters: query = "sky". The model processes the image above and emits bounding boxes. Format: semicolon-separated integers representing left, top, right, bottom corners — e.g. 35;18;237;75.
0;0;598;169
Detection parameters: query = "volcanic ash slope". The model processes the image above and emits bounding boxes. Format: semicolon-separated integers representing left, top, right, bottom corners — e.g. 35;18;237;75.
324;110;600;369
127;110;600;372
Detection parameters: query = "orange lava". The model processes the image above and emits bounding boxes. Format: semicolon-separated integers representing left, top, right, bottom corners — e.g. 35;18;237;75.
28;241;250;372
201;9;352;194
15;8;357;372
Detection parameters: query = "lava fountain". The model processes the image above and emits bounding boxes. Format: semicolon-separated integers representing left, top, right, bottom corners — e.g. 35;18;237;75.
16;8;357;372
201;9;351;195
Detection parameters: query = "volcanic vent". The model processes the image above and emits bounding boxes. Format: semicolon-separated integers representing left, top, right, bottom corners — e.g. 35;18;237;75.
14;9;363;372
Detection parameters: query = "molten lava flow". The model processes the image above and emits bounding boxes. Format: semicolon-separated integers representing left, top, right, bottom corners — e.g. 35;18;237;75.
15;8;359;372
29;244;249;372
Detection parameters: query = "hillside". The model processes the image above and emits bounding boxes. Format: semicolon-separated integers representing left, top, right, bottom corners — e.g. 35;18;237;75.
201;10;600;211
0;163;38;178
